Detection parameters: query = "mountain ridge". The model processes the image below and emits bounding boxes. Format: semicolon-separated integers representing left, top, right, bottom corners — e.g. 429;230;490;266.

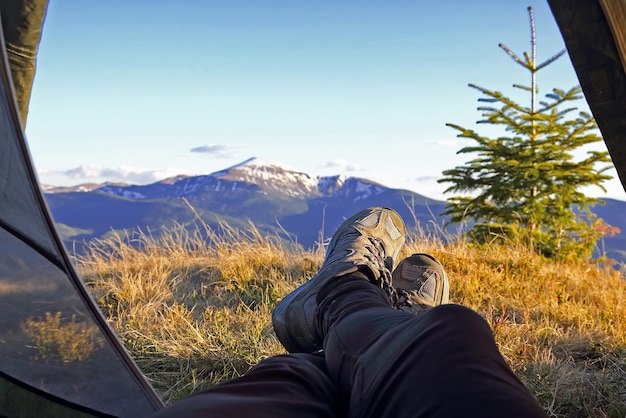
42;157;626;263
44;157;400;202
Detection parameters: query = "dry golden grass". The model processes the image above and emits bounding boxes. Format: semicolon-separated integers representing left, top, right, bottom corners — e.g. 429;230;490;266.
76;223;626;416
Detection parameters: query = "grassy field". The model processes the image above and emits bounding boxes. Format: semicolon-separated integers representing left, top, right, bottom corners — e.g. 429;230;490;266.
76;223;626;417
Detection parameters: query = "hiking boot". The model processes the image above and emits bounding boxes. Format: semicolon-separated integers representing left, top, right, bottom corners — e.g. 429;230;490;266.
392;253;449;313
272;207;405;353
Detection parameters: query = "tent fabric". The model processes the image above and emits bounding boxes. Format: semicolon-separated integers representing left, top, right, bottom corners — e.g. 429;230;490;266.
0;45;56;260
548;0;626;192
0;370;115;418
0;20;164;418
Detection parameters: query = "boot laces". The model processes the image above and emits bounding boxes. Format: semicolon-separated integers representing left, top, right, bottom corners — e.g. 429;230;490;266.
365;237;417;309
364;237;398;302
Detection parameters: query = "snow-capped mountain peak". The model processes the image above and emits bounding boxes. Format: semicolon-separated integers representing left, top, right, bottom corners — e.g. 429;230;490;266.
232;157;294;170
318;175;347;195
210;157;320;198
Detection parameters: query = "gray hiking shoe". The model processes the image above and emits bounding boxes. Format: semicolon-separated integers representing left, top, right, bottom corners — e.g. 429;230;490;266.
272;207;405;353
392;253;449;313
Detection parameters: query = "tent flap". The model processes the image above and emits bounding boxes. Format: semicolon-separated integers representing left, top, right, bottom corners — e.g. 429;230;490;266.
0;18;164;418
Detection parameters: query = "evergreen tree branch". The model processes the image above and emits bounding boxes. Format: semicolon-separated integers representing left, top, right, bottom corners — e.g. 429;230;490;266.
536;49;567;70
499;43;529;69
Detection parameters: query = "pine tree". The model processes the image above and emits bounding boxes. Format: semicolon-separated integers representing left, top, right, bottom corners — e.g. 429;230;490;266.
438;6;613;260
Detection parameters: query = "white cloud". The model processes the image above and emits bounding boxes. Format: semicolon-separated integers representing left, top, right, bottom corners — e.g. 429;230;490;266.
52;164;186;185
190;144;238;157
322;159;364;172
414;175;441;182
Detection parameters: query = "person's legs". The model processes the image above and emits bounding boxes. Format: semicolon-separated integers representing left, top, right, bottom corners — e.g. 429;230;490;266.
274;206;546;417
320;278;547;418
158;206;547;417
153;352;342;418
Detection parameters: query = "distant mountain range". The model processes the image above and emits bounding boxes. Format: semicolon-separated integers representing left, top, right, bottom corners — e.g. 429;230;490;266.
42;157;626;263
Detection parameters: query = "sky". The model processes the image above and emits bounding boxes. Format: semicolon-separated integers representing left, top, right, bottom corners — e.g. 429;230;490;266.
24;0;626;202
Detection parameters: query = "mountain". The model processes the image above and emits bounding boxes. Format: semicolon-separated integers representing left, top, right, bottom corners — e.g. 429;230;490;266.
43;158;447;252
43;157;626;263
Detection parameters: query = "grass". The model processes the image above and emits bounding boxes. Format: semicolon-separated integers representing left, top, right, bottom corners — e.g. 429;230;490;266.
75;222;626;417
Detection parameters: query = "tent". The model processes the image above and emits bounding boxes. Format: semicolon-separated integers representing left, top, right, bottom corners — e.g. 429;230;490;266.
0;0;624;417
548;0;626;195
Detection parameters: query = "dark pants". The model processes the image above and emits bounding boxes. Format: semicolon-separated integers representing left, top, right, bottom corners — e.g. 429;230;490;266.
155;274;547;417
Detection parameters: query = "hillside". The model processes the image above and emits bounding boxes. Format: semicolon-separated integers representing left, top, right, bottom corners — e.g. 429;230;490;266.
76;223;626;416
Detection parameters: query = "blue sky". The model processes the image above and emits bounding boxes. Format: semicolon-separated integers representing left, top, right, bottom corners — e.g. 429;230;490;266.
24;0;626;201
